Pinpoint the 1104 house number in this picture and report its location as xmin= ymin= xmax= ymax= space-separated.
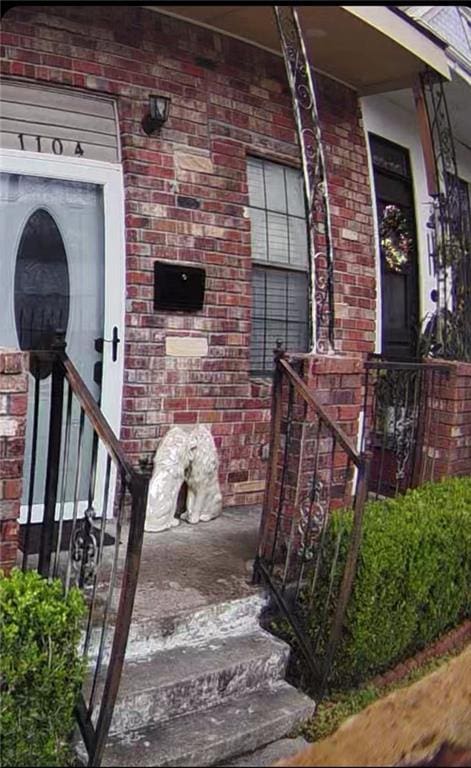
xmin=17 ymin=133 xmax=85 ymax=157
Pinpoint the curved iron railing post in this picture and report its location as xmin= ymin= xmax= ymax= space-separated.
xmin=89 ymin=470 xmax=149 ymax=767
xmin=420 ymin=68 xmax=471 ymax=361
xmin=21 ymin=333 xmax=150 ymax=766
xmin=253 ymin=344 xmax=285 ymax=583
xmin=255 ymin=355 xmax=367 ymax=692
xmin=274 ymin=6 xmax=335 ymax=354
xmin=320 ymin=450 xmax=371 ymax=692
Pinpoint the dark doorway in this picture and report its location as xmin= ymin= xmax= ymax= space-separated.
xmin=369 ymin=134 xmax=420 ymax=359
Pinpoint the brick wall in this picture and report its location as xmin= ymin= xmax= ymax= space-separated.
xmin=1 ymin=5 xmax=377 ymax=507
xmin=0 ymin=350 xmax=29 ymax=573
xmin=421 ymin=360 xmax=471 ymax=481
xmin=258 ymin=353 xmax=364 ymax=561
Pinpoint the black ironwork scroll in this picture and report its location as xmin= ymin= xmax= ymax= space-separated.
xmin=274 ymin=6 xmax=335 ymax=353
xmin=362 ymin=357 xmax=450 ymax=497
xmin=420 ymin=69 xmax=471 ymax=361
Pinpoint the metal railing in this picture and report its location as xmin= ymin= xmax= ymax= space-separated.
xmin=362 ymin=356 xmax=451 ymax=498
xmin=20 ymin=332 xmax=149 ymax=767
xmin=420 ymin=69 xmax=471 ymax=363
xmin=274 ymin=5 xmax=335 ymax=353
xmin=253 ymin=351 xmax=370 ymax=693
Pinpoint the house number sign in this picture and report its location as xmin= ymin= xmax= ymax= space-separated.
xmin=1 ymin=81 xmax=119 ymax=162
xmin=17 ymin=133 xmax=85 ymax=157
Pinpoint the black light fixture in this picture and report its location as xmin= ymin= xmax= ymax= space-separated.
xmin=142 ymin=94 xmax=171 ymax=135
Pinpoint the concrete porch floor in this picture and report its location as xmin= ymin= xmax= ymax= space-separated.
xmin=131 ymin=506 xmax=262 ymax=625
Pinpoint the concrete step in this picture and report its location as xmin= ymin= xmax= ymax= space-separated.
xmin=86 ymin=593 xmax=269 ymax=664
xmin=109 ymin=630 xmax=290 ymax=734
xmin=221 ymin=736 xmax=310 ymax=767
xmin=103 ymin=681 xmax=315 ymax=767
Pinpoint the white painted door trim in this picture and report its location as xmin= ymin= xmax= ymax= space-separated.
xmin=0 ymin=149 xmax=126 ymax=518
xmin=360 ymin=94 xmax=436 ymax=353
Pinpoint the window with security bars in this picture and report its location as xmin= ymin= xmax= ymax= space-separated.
xmin=247 ymin=156 xmax=309 ymax=375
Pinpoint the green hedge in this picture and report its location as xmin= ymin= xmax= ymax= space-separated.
xmin=301 ymin=477 xmax=471 ymax=689
xmin=0 ymin=569 xmax=86 ymax=767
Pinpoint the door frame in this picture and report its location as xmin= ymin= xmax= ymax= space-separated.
xmin=0 ymin=148 xmax=126 ymax=466
xmin=367 ymin=134 xmax=420 ymax=359
xmin=361 ymin=95 xmax=438 ymax=355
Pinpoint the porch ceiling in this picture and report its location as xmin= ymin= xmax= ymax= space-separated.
xmin=386 ymin=73 xmax=471 ymax=150
xmin=147 ymin=5 xmax=450 ymax=93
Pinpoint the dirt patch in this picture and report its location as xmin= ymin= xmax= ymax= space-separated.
xmin=277 ymin=645 xmax=471 ymax=767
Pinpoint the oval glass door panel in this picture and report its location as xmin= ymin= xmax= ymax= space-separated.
xmin=14 ymin=208 xmax=70 ymax=352
xmin=0 ymin=173 xmax=105 ymax=520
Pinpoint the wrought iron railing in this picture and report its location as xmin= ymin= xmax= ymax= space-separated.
xmin=274 ymin=5 xmax=335 ymax=354
xmin=362 ymin=356 xmax=451 ymax=498
xmin=420 ymin=69 xmax=471 ymax=362
xmin=20 ymin=332 xmax=149 ymax=767
xmin=253 ymin=351 xmax=370 ymax=693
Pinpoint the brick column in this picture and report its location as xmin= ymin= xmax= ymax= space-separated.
xmin=261 ymin=354 xmax=364 ymax=562
xmin=0 ymin=350 xmax=29 ymax=573
xmin=421 ymin=359 xmax=471 ymax=481
xmin=302 ymin=355 xmax=364 ymax=443
xmin=294 ymin=354 xmax=364 ymax=509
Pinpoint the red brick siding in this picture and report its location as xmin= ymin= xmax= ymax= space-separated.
xmin=315 ymin=78 xmax=377 ymax=355
xmin=1 ymin=5 xmax=377 ymax=507
xmin=258 ymin=354 xmax=364 ymax=560
xmin=0 ymin=350 xmax=29 ymax=572
xmin=420 ymin=360 xmax=471 ymax=481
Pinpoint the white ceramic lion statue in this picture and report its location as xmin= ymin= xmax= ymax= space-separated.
xmin=182 ymin=425 xmax=223 ymax=525
xmin=144 ymin=426 xmax=191 ymax=533
xmin=144 ymin=425 xmax=222 ymax=533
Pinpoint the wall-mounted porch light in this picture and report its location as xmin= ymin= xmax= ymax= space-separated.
xmin=142 ymin=94 xmax=171 ymax=135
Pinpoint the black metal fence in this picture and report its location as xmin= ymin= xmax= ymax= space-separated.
xmin=253 ymin=352 xmax=370 ymax=693
xmin=20 ymin=333 xmax=149 ymax=767
xmin=362 ymin=357 xmax=451 ymax=498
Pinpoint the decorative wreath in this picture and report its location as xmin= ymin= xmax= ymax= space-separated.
xmin=379 ymin=204 xmax=413 ymax=273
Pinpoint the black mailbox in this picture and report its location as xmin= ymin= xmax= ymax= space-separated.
xmin=154 ymin=261 xmax=205 ymax=312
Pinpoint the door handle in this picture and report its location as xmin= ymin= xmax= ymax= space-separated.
xmin=94 ymin=326 xmax=120 ymax=362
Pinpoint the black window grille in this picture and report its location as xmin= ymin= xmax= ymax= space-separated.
xmin=445 ymin=172 xmax=471 ymax=241
xmin=247 ymin=156 xmax=309 ymax=374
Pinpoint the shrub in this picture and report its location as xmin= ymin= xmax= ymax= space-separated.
xmin=299 ymin=477 xmax=471 ymax=689
xmin=0 ymin=569 xmax=86 ymax=767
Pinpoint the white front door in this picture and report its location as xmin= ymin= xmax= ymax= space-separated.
xmin=0 ymin=150 xmax=125 ymax=522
